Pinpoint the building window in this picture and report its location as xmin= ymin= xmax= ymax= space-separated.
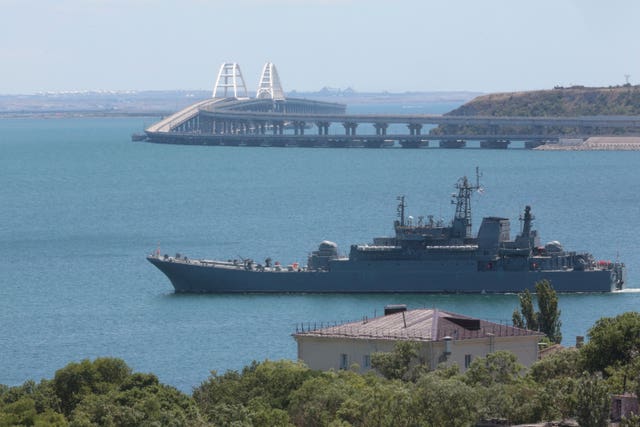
xmin=464 ymin=354 xmax=472 ymax=369
xmin=363 ymin=354 xmax=371 ymax=369
xmin=340 ymin=353 xmax=349 ymax=370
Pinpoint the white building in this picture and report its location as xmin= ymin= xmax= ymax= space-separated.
xmin=293 ymin=306 xmax=543 ymax=373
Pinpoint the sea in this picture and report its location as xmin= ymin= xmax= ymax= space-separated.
xmin=1 ymin=101 xmax=639 ymax=393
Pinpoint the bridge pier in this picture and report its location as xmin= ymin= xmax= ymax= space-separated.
xmin=316 ymin=121 xmax=330 ymax=135
xmin=374 ymin=123 xmax=388 ymax=136
xmin=407 ymin=123 xmax=422 ymax=136
xmin=293 ymin=121 xmax=306 ymax=136
xmin=272 ymin=121 xmax=285 ymax=135
xmin=343 ymin=122 xmax=358 ymax=136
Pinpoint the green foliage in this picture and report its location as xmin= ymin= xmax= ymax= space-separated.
xmin=288 ymin=370 xmax=369 ymax=427
xmin=603 ymin=356 xmax=640 ymax=396
xmin=536 ymin=377 xmax=578 ymax=421
xmin=0 ymin=379 xmax=61 ymax=415
xmin=512 ymin=280 xmax=562 ymax=344
xmin=528 ymin=348 xmax=581 ymax=384
xmin=193 ymin=359 xmax=313 ymax=425
xmin=464 ymin=351 xmax=523 ymax=387
xmin=516 ymin=289 xmax=538 ymax=331
xmin=621 ymin=412 xmax=640 ymax=427
xmin=0 ymin=397 xmax=67 ymax=427
xmin=68 ymin=377 xmax=201 ymax=427
xmin=461 ymin=352 xmax=553 ymax=425
xmin=413 ymin=373 xmax=479 ymax=427
xmin=53 ymin=357 xmax=132 ymax=416
xmin=536 ymin=280 xmax=562 ymax=343
xmin=0 ymin=358 xmax=201 ymax=427
xmin=581 ymin=311 xmax=640 ymax=373
xmin=370 ymin=341 xmax=426 ymax=381
xmin=475 ymin=382 xmax=549 ymax=425
xmin=512 ymin=309 xmax=525 ymax=329
xmin=575 ymin=373 xmax=611 ymax=427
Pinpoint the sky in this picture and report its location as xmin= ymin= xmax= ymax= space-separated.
xmin=1 ymin=0 xmax=639 ymax=94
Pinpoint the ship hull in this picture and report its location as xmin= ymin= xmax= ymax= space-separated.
xmin=147 ymin=256 xmax=620 ymax=293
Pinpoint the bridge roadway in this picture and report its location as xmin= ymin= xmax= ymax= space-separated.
xmin=197 ymin=110 xmax=640 ymax=128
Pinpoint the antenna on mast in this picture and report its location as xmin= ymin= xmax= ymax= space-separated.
xmin=396 ymin=195 xmax=406 ymax=227
xmin=475 ymin=166 xmax=482 ymax=189
xmin=624 ymin=74 xmax=631 ymax=85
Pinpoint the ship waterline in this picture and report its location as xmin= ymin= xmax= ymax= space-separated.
xmin=147 ymin=255 xmax=621 ymax=293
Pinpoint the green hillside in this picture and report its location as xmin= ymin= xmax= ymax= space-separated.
xmin=448 ymin=85 xmax=640 ymax=117
xmin=431 ymin=85 xmax=640 ymax=137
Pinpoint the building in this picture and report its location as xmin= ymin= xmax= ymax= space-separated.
xmin=611 ymin=394 xmax=639 ymax=422
xmin=293 ymin=305 xmax=543 ymax=373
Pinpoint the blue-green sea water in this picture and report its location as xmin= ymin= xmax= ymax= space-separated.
xmin=1 ymin=104 xmax=639 ymax=392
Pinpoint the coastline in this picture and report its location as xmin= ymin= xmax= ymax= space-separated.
xmin=535 ymin=137 xmax=640 ymax=151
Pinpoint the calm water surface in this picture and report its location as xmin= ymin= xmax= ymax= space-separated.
xmin=1 ymin=106 xmax=639 ymax=391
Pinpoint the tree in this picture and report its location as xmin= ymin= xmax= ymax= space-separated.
xmin=370 ymin=341 xmax=426 ymax=381
xmin=536 ymin=280 xmax=562 ymax=343
xmin=53 ymin=358 xmax=131 ymax=416
xmin=581 ymin=311 xmax=640 ymax=374
xmin=69 ymin=378 xmax=202 ymax=427
xmin=575 ymin=373 xmax=611 ymax=427
xmin=413 ymin=374 xmax=480 ymax=427
xmin=512 ymin=280 xmax=562 ymax=344
xmin=193 ymin=360 xmax=313 ymax=425
xmin=513 ymin=289 xmax=538 ymax=331
xmin=464 ymin=351 xmax=523 ymax=388
xmin=288 ymin=370 xmax=369 ymax=427
xmin=527 ymin=348 xmax=581 ymax=384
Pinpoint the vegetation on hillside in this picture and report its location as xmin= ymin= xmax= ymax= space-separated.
xmin=431 ymin=85 xmax=640 ymax=136
xmin=2 ymin=311 xmax=640 ymax=426
xmin=449 ymin=86 xmax=640 ymax=117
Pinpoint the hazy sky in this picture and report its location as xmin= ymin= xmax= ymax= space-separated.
xmin=1 ymin=0 xmax=638 ymax=94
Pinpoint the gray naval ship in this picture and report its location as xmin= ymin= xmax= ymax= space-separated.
xmin=148 ymin=170 xmax=626 ymax=293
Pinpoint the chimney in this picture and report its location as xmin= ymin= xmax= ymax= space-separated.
xmin=576 ymin=336 xmax=584 ymax=348
xmin=384 ymin=304 xmax=407 ymax=316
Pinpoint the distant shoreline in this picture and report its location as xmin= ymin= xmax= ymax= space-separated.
xmin=0 ymin=89 xmax=478 ymax=120
xmin=0 ymin=111 xmax=167 ymax=119
xmin=0 ymin=111 xmax=165 ymax=119
xmin=535 ymin=137 xmax=640 ymax=151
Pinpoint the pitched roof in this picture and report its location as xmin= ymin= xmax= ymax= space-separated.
xmin=294 ymin=308 xmax=542 ymax=342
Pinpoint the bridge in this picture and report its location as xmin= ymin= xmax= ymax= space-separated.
xmin=144 ymin=63 xmax=640 ymax=149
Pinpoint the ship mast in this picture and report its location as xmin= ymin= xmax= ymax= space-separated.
xmin=396 ymin=195 xmax=406 ymax=227
xmin=451 ymin=167 xmax=481 ymax=238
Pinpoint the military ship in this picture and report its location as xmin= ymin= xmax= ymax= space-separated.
xmin=147 ymin=170 xmax=625 ymax=293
